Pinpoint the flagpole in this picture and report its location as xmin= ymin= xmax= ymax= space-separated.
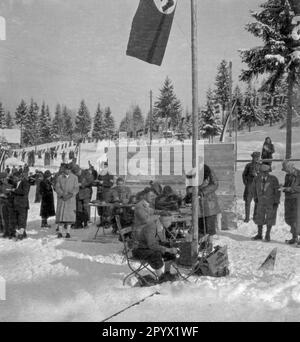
xmin=191 ymin=0 xmax=199 ymax=257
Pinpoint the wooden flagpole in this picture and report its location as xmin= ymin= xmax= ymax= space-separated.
xmin=191 ymin=0 xmax=199 ymax=257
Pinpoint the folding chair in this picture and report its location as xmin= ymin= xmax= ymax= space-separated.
xmin=115 ymin=215 xmax=158 ymax=286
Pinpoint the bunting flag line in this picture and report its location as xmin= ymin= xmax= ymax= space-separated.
xmin=126 ymin=0 xmax=177 ymax=66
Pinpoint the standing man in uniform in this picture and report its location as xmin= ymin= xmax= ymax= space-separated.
xmin=251 ymin=164 xmax=280 ymax=242
xmin=282 ymin=161 xmax=300 ymax=246
xmin=242 ymin=152 xmax=261 ymax=223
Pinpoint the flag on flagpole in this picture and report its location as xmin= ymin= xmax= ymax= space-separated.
xmin=126 ymin=0 xmax=177 ymax=66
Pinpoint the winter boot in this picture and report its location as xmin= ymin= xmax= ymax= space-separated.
xmin=285 ymin=236 xmax=297 ymax=245
xmin=57 ymin=232 xmax=63 ymax=238
xmin=264 ymin=226 xmax=272 ymax=242
xmin=251 ymin=226 xmax=263 ymax=241
xmin=65 ymin=233 xmax=71 ymax=239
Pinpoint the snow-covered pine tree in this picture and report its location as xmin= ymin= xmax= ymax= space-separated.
xmin=199 ymin=89 xmax=223 ymax=142
xmin=15 ymin=99 xmax=27 ymax=146
xmin=75 ymin=100 xmax=91 ymax=139
xmin=119 ymin=112 xmax=131 ymax=134
xmin=38 ymin=102 xmax=52 ymax=144
xmin=51 ymin=104 xmax=63 ymax=141
xmin=5 ymin=111 xmax=14 ymax=129
xmin=103 ymin=107 xmax=115 ymax=139
xmin=154 ymin=77 xmax=182 ymax=132
xmin=23 ymin=98 xmax=39 ymax=146
xmin=62 ymin=105 xmax=74 ymax=141
xmin=240 ymin=84 xmax=263 ymax=132
xmin=240 ymin=0 xmax=300 ymax=158
xmin=92 ymin=104 xmax=106 ymax=140
xmin=214 ymin=60 xmax=230 ymax=124
xmin=0 ymin=102 xmax=6 ymax=129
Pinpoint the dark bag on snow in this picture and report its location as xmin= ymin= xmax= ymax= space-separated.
xmin=194 ymin=245 xmax=229 ymax=277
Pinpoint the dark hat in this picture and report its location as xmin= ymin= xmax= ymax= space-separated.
xmin=44 ymin=170 xmax=52 ymax=178
xmin=251 ymin=152 xmax=261 ymax=158
xmin=116 ymin=177 xmax=124 ymax=183
xmin=260 ymin=164 xmax=271 ymax=172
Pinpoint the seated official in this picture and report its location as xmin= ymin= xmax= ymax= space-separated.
xmin=155 ymin=185 xmax=182 ymax=211
xmin=133 ymin=188 xmax=158 ymax=241
xmin=111 ymin=177 xmax=133 ymax=232
xmin=132 ymin=211 xmax=178 ymax=282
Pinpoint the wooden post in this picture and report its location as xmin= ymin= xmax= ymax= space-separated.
xmin=191 ymin=0 xmax=199 ymax=255
xmin=150 ymin=90 xmax=153 ymax=144
xmin=228 ymin=61 xmax=233 ymax=138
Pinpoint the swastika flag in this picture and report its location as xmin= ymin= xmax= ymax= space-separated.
xmin=126 ymin=0 xmax=177 ymax=66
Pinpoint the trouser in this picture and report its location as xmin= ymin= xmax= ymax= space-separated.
xmin=35 ymin=183 xmax=41 ymax=203
xmin=132 ymin=248 xmax=176 ymax=270
xmin=75 ymin=198 xmax=90 ymax=227
xmin=245 ymin=197 xmax=254 ymax=221
xmin=14 ymin=207 xmax=28 ymax=230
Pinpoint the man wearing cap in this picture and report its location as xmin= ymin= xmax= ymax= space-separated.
xmin=251 ymin=164 xmax=280 ymax=242
xmin=132 ymin=211 xmax=179 ymax=283
xmin=242 ymin=152 xmax=261 ymax=222
xmin=55 ymin=163 xmax=79 ymax=238
xmin=282 ymin=161 xmax=300 ymax=246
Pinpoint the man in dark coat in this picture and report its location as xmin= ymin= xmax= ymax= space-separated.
xmin=12 ymin=172 xmax=31 ymax=240
xmin=39 ymin=170 xmax=55 ymax=228
xmin=0 ymin=172 xmax=12 ymax=237
xmin=282 ymin=161 xmax=300 ymax=246
xmin=252 ymin=164 xmax=280 ymax=242
xmin=242 ymin=152 xmax=261 ymax=222
xmin=34 ymin=169 xmax=43 ymax=203
xmin=73 ymin=165 xmax=94 ymax=228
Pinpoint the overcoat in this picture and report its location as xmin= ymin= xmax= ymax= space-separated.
xmin=55 ymin=173 xmax=79 ymax=223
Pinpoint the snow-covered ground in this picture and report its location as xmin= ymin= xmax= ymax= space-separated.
xmin=1 ymin=124 xmax=300 ymax=322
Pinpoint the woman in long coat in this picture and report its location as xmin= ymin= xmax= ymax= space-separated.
xmin=39 ymin=170 xmax=55 ymax=228
xmin=198 ymin=164 xmax=221 ymax=239
xmin=261 ymin=137 xmax=275 ymax=165
xmin=55 ymin=164 xmax=79 ymax=238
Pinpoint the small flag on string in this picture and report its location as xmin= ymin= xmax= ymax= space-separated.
xmin=126 ymin=0 xmax=177 ymax=66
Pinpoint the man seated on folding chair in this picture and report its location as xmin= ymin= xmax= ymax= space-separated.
xmin=132 ymin=211 xmax=179 ymax=282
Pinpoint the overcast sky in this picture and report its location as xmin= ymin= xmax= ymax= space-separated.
xmin=0 ymin=0 xmax=261 ymax=124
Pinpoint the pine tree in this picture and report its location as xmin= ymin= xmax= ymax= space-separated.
xmin=75 ymin=100 xmax=91 ymax=138
xmin=38 ymin=102 xmax=52 ymax=144
xmin=240 ymin=0 xmax=300 ymax=158
xmin=132 ymin=105 xmax=144 ymax=137
xmin=92 ymin=104 xmax=106 ymax=140
xmin=103 ymin=107 xmax=115 ymax=139
xmin=23 ymin=98 xmax=39 ymax=146
xmin=200 ymin=89 xmax=223 ymax=142
xmin=240 ymin=84 xmax=263 ymax=132
xmin=15 ymin=99 xmax=27 ymax=146
xmin=119 ymin=112 xmax=131 ymax=133
xmin=51 ymin=104 xmax=63 ymax=141
xmin=214 ymin=60 xmax=230 ymax=124
xmin=154 ymin=77 xmax=182 ymax=132
xmin=0 ymin=103 xmax=6 ymax=129
xmin=62 ymin=105 xmax=74 ymax=140
xmin=5 ymin=111 xmax=14 ymax=128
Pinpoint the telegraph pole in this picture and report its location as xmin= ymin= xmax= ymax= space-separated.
xmin=191 ymin=0 xmax=199 ymax=257
xmin=150 ymin=90 xmax=153 ymax=144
